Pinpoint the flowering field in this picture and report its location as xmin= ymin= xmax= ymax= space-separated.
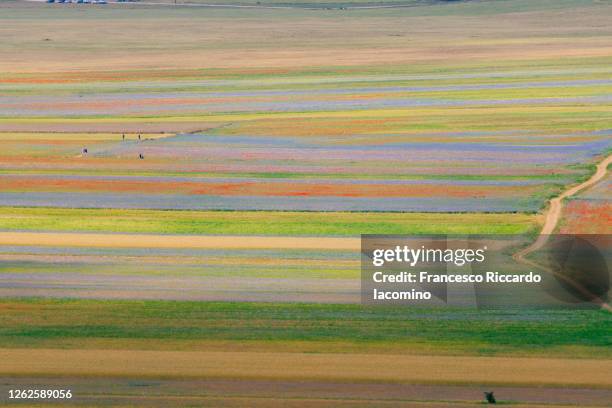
xmin=561 ymin=172 xmax=611 ymax=233
xmin=1 ymin=0 xmax=611 ymax=293
xmin=0 ymin=1 xmax=611 ymax=405
xmin=2 ymin=73 xmax=610 ymax=212
xmin=3 ymin=1 xmax=612 ymax=214
xmin=1 ymin=0 xmax=611 ymax=299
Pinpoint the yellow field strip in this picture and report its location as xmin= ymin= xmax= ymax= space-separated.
xmin=2 ymin=105 xmax=611 ymax=125
xmin=0 ymin=231 xmax=360 ymax=250
xmin=1 ymin=349 xmax=610 ymax=388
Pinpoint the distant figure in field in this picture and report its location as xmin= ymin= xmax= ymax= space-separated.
xmin=138 ymin=134 xmax=141 ymax=141
xmin=82 ymin=147 xmax=88 ymax=155
xmin=484 ymin=392 xmax=496 ymax=404
xmin=122 ymin=134 xmax=125 ymax=140
xmin=139 ymin=153 xmax=144 ymax=160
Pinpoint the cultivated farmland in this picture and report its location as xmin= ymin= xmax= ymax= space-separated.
xmin=0 ymin=0 xmax=611 ymax=406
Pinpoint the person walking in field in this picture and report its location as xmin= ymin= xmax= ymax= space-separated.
xmin=122 ymin=134 xmax=125 ymax=140
xmin=139 ymin=153 xmax=144 ymax=159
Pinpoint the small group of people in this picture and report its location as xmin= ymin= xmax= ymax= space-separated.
xmin=81 ymin=132 xmax=145 ymax=159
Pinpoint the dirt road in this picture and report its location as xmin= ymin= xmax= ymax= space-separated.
xmin=513 ymin=153 xmax=611 ymax=311
xmin=515 ymin=153 xmax=611 ymax=260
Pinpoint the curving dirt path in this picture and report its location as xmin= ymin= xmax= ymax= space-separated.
xmin=515 ymin=154 xmax=611 ymax=261
xmin=513 ymin=153 xmax=612 ymax=311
